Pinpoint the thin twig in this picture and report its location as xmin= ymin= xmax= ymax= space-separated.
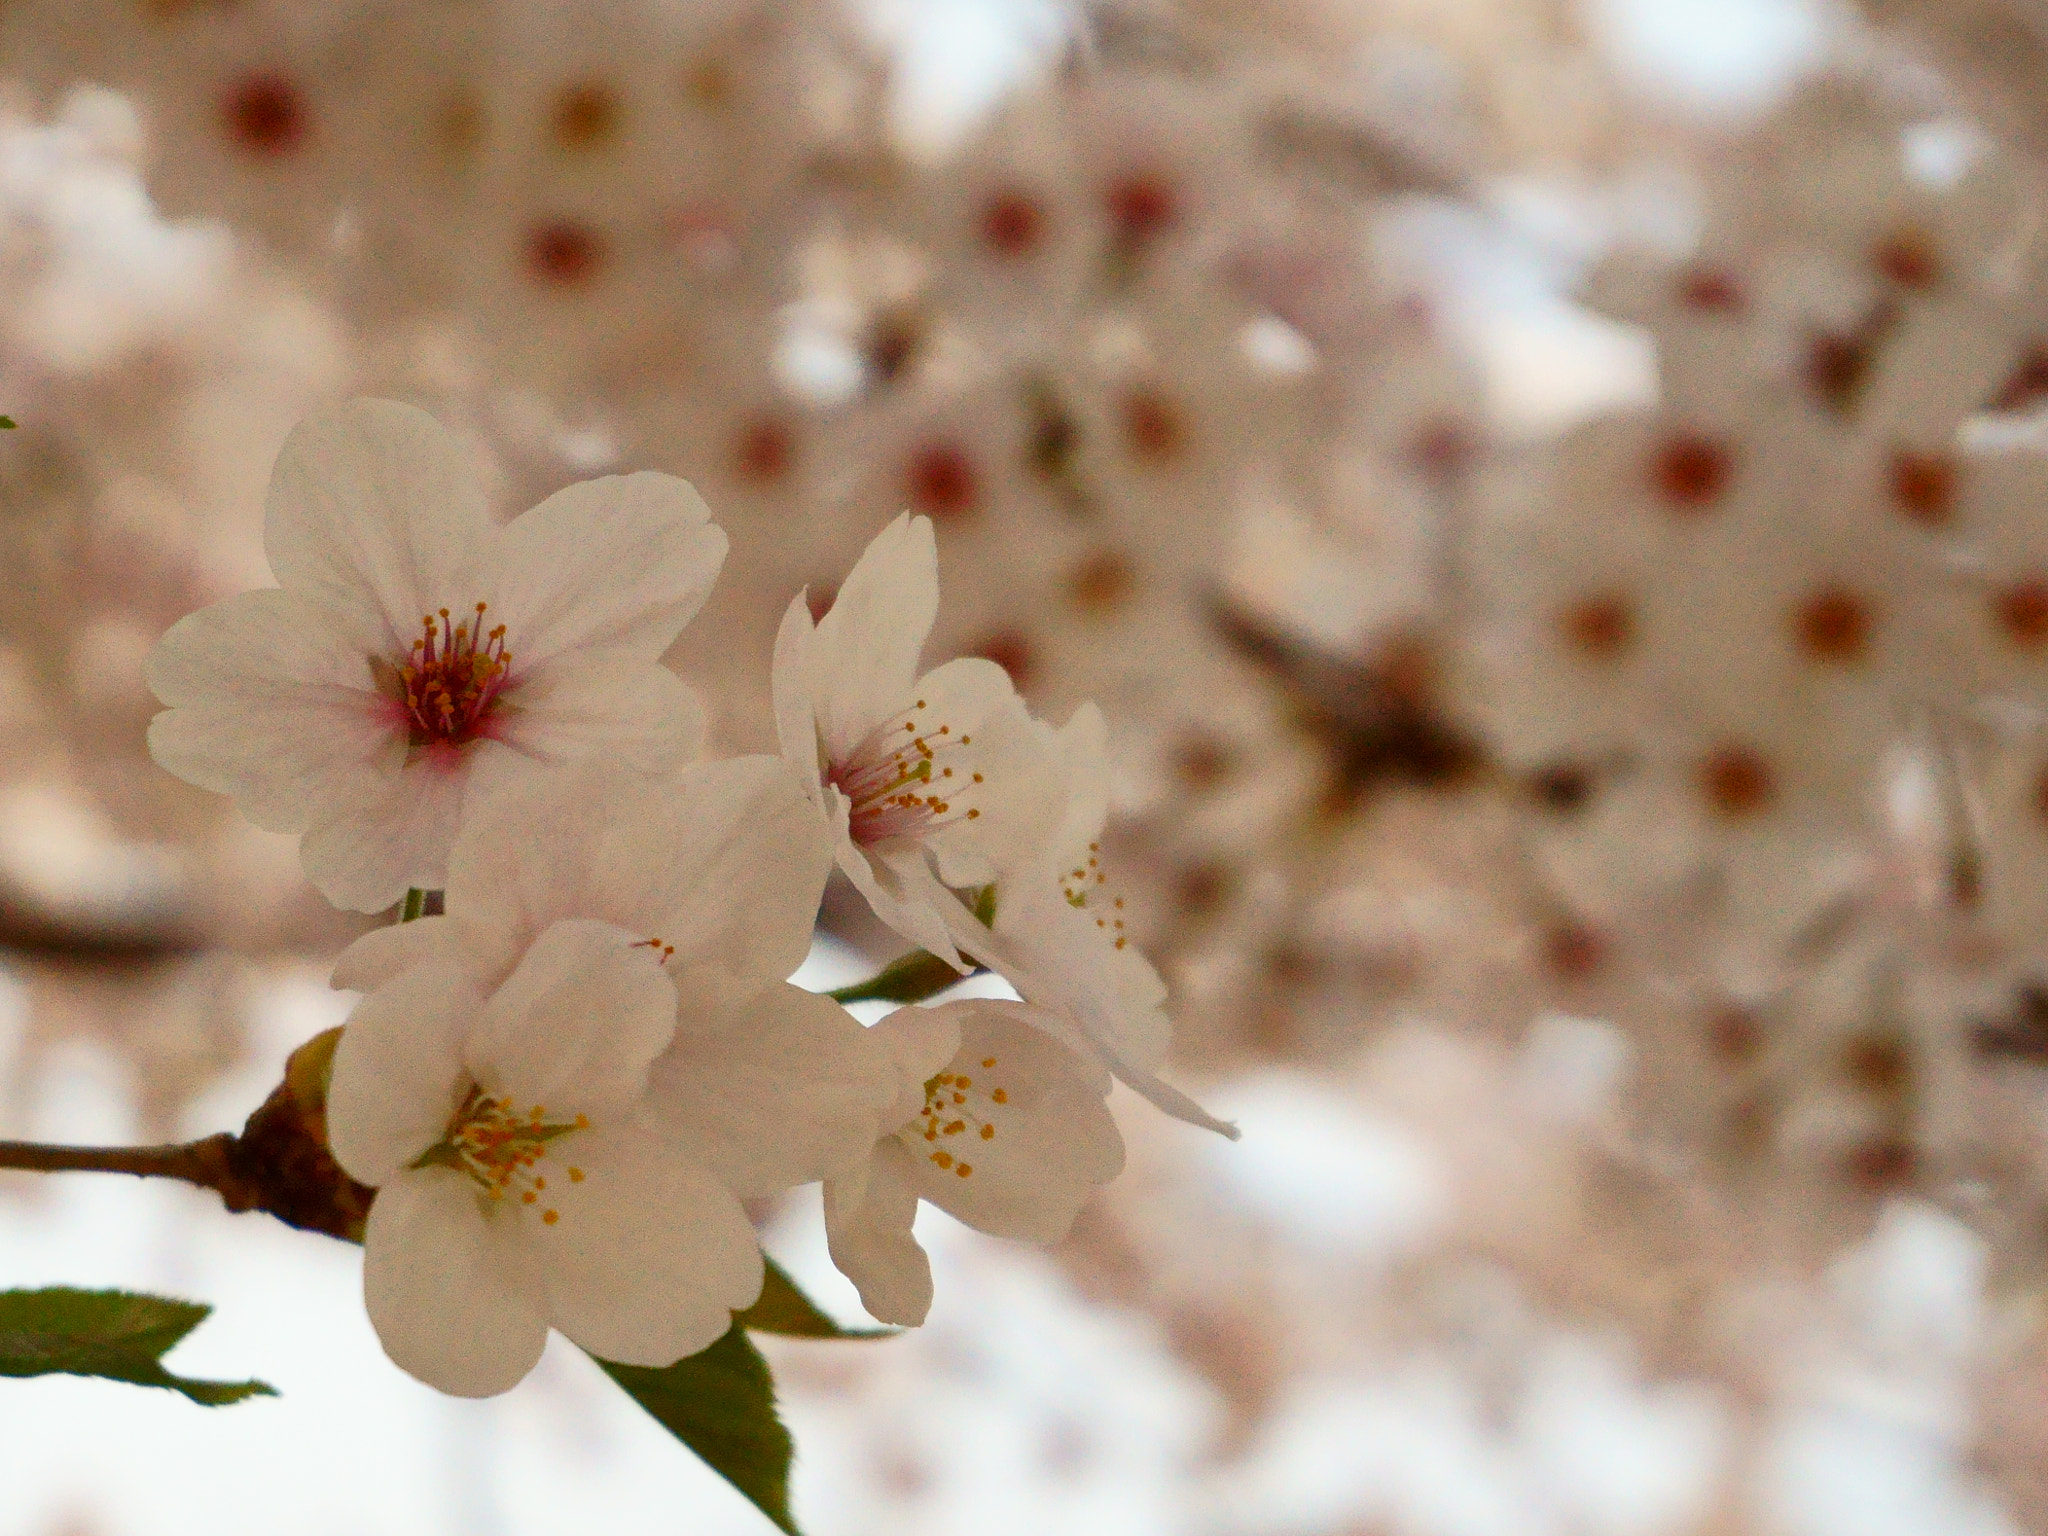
xmin=0 ymin=1133 xmax=252 ymax=1207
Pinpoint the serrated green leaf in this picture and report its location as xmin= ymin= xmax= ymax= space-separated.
xmin=598 ymin=1327 xmax=796 ymax=1533
xmin=737 ymin=1258 xmax=892 ymax=1339
xmin=0 ymin=1287 xmax=274 ymax=1406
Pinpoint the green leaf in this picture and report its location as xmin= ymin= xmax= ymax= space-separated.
xmin=737 ymin=1258 xmax=892 ymax=1339
xmin=0 ymin=1287 xmax=274 ymax=1406
xmin=825 ymin=948 xmax=973 ymax=1005
xmin=599 ymin=1327 xmax=796 ymax=1534
xmin=0 ymin=415 xmax=15 ymax=429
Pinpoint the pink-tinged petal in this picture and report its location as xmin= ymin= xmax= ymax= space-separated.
xmin=263 ymin=400 xmax=490 ymax=655
xmin=144 ymin=589 xmax=402 ymax=834
xmin=491 ymin=650 xmax=704 ymax=774
xmin=483 ymin=472 xmax=727 ymax=664
xmin=148 ymin=704 xmax=396 ymax=837
xmin=331 ymin=915 xmax=451 ymax=994
xmin=145 ymin=588 xmax=375 ymax=705
xmin=772 ymin=596 xmax=828 ymax=812
xmin=531 ymin=1124 xmax=763 ymax=1367
xmin=328 ymin=962 xmax=480 ymax=1187
xmin=467 ymin=919 xmax=677 ymax=1119
xmin=364 ymin=1168 xmax=549 ymax=1397
xmin=896 ymin=1002 xmax=1123 ymax=1244
xmin=810 ymin=514 xmax=938 ymax=761
xmin=647 ymin=970 xmax=904 ymax=1198
xmin=299 ymin=753 xmax=473 ymax=913
xmin=824 ymin=1140 xmax=932 ymax=1326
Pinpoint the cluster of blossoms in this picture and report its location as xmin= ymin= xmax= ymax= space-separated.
xmin=23 ymin=0 xmax=2048 ymax=1525
xmin=145 ymin=397 xmax=1228 ymax=1392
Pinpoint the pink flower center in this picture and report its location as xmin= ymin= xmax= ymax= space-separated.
xmin=829 ymin=699 xmax=985 ymax=846
xmin=398 ymin=604 xmax=512 ymax=748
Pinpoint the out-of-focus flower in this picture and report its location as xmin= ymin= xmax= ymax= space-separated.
xmin=144 ymin=398 xmax=726 ymax=911
xmin=328 ymin=754 xmax=897 ymax=1394
xmin=773 ymin=512 xmax=1064 ymax=966
xmin=823 ymin=998 xmax=1125 ymax=1324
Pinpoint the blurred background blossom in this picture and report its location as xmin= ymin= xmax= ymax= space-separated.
xmin=6 ymin=0 xmax=2048 ymax=1530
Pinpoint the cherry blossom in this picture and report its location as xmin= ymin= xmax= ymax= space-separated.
xmin=773 ymin=512 xmax=1064 ymax=968
xmin=326 ymin=754 xmax=899 ymax=1395
xmin=992 ymin=703 xmax=1239 ymax=1137
xmin=146 ymin=398 xmax=727 ymax=911
xmin=822 ymin=999 xmax=1124 ymax=1326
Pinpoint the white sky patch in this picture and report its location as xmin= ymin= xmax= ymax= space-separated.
xmin=1202 ymin=1070 xmax=1449 ymax=1263
xmin=1580 ymin=0 xmax=1832 ymax=118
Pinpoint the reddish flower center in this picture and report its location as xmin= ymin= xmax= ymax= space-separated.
xmin=829 ymin=701 xmax=983 ymax=846
xmin=396 ymin=604 xmax=513 ymax=749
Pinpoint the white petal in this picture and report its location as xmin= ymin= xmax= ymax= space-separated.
xmin=145 ymin=587 xmax=376 ymax=704
xmin=840 ymin=831 xmax=967 ymax=971
xmin=912 ymin=658 xmax=1066 ymax=888
xmin=810 ymin=514 xmax=938 ymax=761
xmin=531 ymin=1125 xmax=763 ymax=1367
xmin=647 ymin=971 xmax=903 ymax=1198
xmin=263 ymin=400 xmax=489 ymax=655
xmin=898 ymin=1002 xmax=1123 ymax=1244
xmin=772 ymin=596 xmax=828 ymax=813
xmin=824 ymin=1140 xmax=932 ymax=1326
xmin=144 ymin=589 xmax=400 ymax=834
xmin=866 ymin=1004 xmax=967 ymax=1132
xmin=468 ymin=919 xmax=677 ymax=1119
xmin=327 ymin=962 xmax=479 ymax=1187
xmin=299 ymin=754 xmax=472 ymax=913
xmin=491 ymin=650 xmax=704 ymax=774
xmin=364 ymin=1168 xmax=549 ymax=1397
xmin=331 ymin=915 xmax=451 ymax=994
xmin=445 ymin=755 xmax=830 ymax=990
xmin=630 ymin=756 xmax=833 ymax=979
xmin=483 ymin=472 xmax=727 ymax=664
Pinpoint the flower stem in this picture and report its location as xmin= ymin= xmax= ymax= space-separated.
xmin=399 ymin=887 xmax=427 ymax=923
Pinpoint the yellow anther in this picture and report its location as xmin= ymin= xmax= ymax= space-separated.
xmin=991 ymin=1089 xmax=1007 ymax=1103
xmin=568 ymin=1167 xmax=584 ymax=1182
xmin=955 ymin=1163 xmax=973 ymax=1178
xmin=543 ymin=1209 xmax=559 ymax=1225
xmin=981 ymin=1058 xmax=996 ymax=1068
xmin=933 ymin=1151 xmax=953 ymax=1169
xmin=980 ymin=1124 xmax=995 ymax=1140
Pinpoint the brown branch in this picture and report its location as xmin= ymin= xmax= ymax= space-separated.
xmin=0 ymin=1134 xmax=238 ymax=1189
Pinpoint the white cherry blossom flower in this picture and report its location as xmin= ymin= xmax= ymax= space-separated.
xmin=993 ymin=704 xmax=1239 ymax=1138
xmin=822 ymin=998 xmax=1125 ymax=1326
xmin=146 ymin=397 xmax=727 ymax=912
xmin=327 ymin=753 xmax=899 ymax=1396
xmin=772 ymin=512 xmax=1063 ymax=967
